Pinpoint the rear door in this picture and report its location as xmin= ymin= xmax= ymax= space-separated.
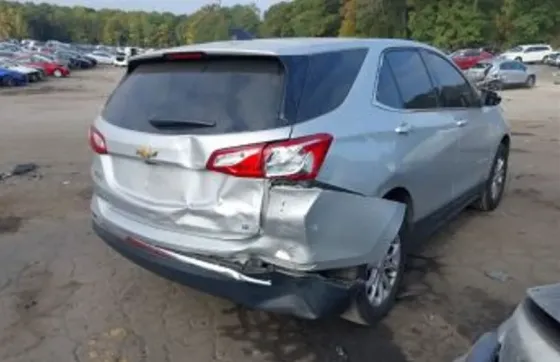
xmin=93 ymin=55 xmax=291 ymax=240
xmin=498 ymin=62 xmax=517 ymax=85
xmin=523 ymin=47 xmax=541 ymax=62
xmin=508 ymin=61 xmax=529 ymax=84
xmin=375 ymin=49 xmax=458 ymax=219
xmin=421 ymin=50 xmax=493 ymax=198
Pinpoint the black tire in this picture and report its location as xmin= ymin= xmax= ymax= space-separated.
xmin=515 ymin=57 xmax=523 ymax=62
xmin=340 ymin=233 xmax=406 ymax=326
xmin=525 ymin=75 xmax=536 ymax=88
xmin=4 ymin=77 xmax=16 ymax=87
xmin=472 ymin=143 xmax=509 ymax=212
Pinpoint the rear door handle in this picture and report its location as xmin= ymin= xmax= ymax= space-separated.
xmin=395 ymin=123 xmax=412 ymax=134
xmin=456 ymin=119 xmax=468 ymax=127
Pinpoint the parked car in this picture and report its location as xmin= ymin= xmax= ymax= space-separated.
xmin=0 ymin=58 xmax=43 ymax=82
xmin=113 ymin=51 xmax=128 ymax=67
xmin=16 ymin=54 xmax=70 ymax=78
xmin=0 ymin=67 xmax=28 ymax=87
xmin=464 ymin=59 xmax=536 ymax=89
xmin=82 ymin=54 xmax=98 ymax=67
xmin=38 ymin=51 xmax=73 ymax=69
xmin=451 ymin=48 xmax=494 ymax=70
xmin=455 ymin=283 xmax=560 ymax=362
xmin=62 ymin=50 xmax=97 ymax=68
xmin=477 ymin=46 xmax=500 ymax=55
xmin=543 ymin=51 xmax=560 ymax=65
xmin=87 ymin=51 xmax=116 ymax=65
xmin=89 ymin=38 xmax=510 ymax=326
xmin=500 ymin=44 xmax=554 ymax=63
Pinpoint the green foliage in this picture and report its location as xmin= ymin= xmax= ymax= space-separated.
xmin=339 ymin=0 xmax=357 ymax=37
xmin=0 ymin=0 xmax=558 ymax=50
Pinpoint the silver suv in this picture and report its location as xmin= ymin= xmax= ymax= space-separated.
xmin=90 ymin=38 xmax=510 ymax=326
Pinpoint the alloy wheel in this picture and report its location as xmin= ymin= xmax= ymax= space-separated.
xmin=365 ymin=236 xmax=402 ymax=307
xmin=491 ymin=156 xmax=506 ymax=201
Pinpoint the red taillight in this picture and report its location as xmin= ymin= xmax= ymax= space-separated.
xmin=164 ymin=52 xmax=205 ymax=61
xmin=206 ymin=134 xmax=333 ymax=181
xmin=88 ymin=126 xmax=107 ymax=154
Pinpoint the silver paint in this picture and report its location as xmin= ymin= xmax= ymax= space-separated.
xmin=92 ymin=37 xmax=510 ymax=277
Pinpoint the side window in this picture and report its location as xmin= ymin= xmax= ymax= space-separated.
xmin=296 ymin=48 xmax=368 ymax=121
xmin=375 ymin=58 xmax=404 ymax=109
xmin=382 ymin=49 xmax=438 ymax=109
xmin=500 ymin=62 xmax=512 ymax=70
xmin=421 ymin=50 xmax=480 ymax=108
xmin=512 ymin=62 xmax=526 ymax=71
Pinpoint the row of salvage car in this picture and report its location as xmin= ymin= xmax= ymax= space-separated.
xmin=449 ymin=46 xmax=548 ymax=91
xmin=0 ymin=41 xmax=98 ymax=88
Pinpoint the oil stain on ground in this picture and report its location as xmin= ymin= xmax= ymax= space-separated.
xmin=219 ymin=307 xmax=410 ymax=362
xmin=0 ymin=216 xmax=23 ymax=234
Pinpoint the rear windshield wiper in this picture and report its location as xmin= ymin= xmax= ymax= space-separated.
xmin=149 ymin=119 xmax=217 ymax=129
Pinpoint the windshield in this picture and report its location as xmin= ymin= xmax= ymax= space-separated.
xmin=508 ymin=46 xmax=523 ymax=52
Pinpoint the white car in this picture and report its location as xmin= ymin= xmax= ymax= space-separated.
xmin=113 ymin=52 xmax=128 ymax=67
xmin=87 ymin=51 xmax=116 ymax=65
xmin=0 ymin=59 xmax=43 ymax=82
xmin=500 ymin=44 xmax=553 ymax=63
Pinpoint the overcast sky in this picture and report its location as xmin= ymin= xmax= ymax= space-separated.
xmin=14 ymin=0 xmax=285 ymax=14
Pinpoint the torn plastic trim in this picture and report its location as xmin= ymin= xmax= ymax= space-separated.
xmin=94 ymin=221 xmax=359 ymax=319
xmin=123 ymin=236 xmax=272 ymax=286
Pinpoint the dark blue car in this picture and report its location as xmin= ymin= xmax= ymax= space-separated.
xmin=0 ymin=67 xmax=28 ymax=87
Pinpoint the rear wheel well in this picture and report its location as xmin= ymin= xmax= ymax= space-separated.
xmin=383 ymin=187 xmax=413 ymax=225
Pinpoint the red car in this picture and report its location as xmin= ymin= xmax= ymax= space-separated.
xmin=15 ymin=54 xmax=70 ymax=78
xmin=451 ymin=49 xmax=494 ymax=70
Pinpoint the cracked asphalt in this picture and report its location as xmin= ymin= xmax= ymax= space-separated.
xmin=0 ymin=66 xmax=559 ymax=362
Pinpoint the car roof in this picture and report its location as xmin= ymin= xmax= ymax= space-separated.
xmin=132 ymin=37 xmax=442 ymax=61
xmin=483 ymin=57 xmax=524 ymax=66
xmin=518 ymin=44 xmax=551 ymax=48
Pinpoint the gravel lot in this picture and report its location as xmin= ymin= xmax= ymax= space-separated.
xmin=0 ymin=66 xmax=559 ymax=362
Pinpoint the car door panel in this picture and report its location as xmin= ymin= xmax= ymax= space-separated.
xmin=421 ymin=49 xmax=492 ymax=199
xmin=373 ymin=49 xmax=457 ymax=221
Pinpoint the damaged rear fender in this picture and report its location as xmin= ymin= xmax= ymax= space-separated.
xmin=258 ymin=186 xmax=406 ymax=271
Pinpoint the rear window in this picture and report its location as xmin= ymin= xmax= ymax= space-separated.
xmin=103 ymin=49 xmax=367 ymax=135
xmin=102 ymin=57 xmax=286 ymax=135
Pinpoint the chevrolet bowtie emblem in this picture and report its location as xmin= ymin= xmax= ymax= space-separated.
xmin=136 ymin=146 xmax=158 ymax=160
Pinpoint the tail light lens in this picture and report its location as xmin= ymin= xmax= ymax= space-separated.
xmin=206 ymin=134 xmax=333 ymax=181
xmin=88 ymin=126 xmax=108 ymax=154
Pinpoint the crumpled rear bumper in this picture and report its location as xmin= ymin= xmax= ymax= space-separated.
xmin=92 ymin=185 xmax=406 ymax=272
xmin=94 ymin=221 xmax=359 ymax=319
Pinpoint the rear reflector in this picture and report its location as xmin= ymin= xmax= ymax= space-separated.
xmin=88 ymin=126 xmax=108 ymax=154
xmin=164 ymin=52 xmax=205 ymax=61
xmin=206 ymin=134 xmax=333 ymax=181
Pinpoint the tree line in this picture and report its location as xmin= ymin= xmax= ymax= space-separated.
xmin=1 ymin=0 xmax=559 ymax=50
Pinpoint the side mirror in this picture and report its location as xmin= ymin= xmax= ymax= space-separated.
xmin=482 ymin=89 xmax=502 ymax=106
